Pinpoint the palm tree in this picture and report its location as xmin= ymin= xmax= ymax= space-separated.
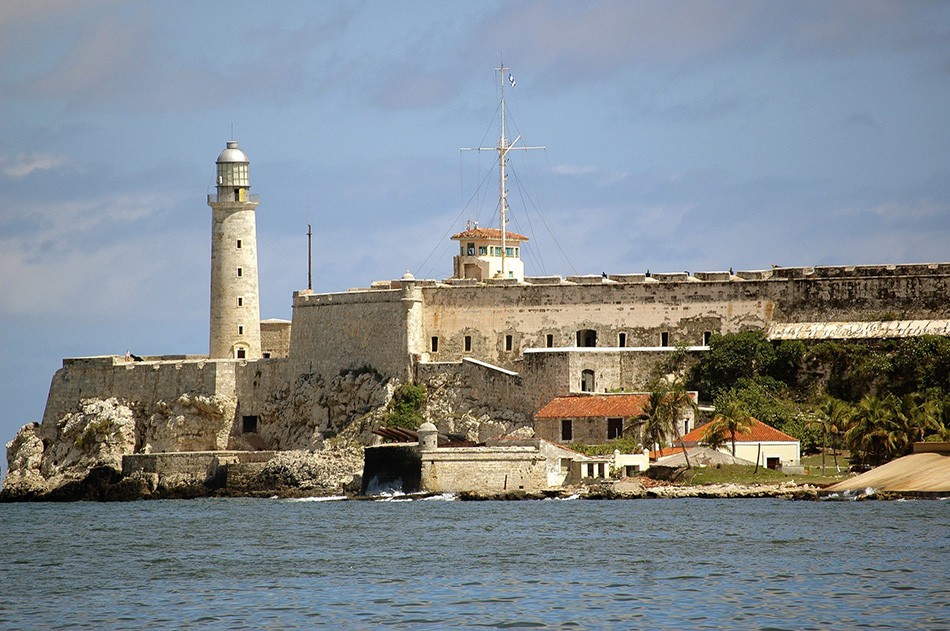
xmin=811 ymin=397 xmax=853 ymax=474
xmin=893 ymin=393 xmax=941 ymax=454
xmin=703 ymin=397 xmax=754 ymax=458
xmin=846 ymin=394 xmax=900 ymax=467
xmin=635 ymin=390 xmax=670 ymax=460
xmin=660 ymin=380 xmax=698 ymax=469
xmin=631 ymin=382 xmax=696 ymax=469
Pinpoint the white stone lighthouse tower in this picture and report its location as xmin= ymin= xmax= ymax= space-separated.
xmin=208 ymin=140 xmax=262 ymax=359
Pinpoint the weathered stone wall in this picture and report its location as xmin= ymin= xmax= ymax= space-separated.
xmin=420 ymin=447 xmax=549 ymax=493
xmin=289 ymin=286 xmax=420 ymax=382
xmin=229 ymin=361 xmax=394 ymax=451
xmin=260 ymin=320 xmax=291 ymax=358
xmin=42 ymin=356 xmax=236 ymax=426
xmin=416 ymin=267 xmax=950 ymax=370
xmin=417 ymin=360 xmax=532 ymax=440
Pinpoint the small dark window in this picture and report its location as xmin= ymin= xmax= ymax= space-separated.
xmin=262 ymin=352 xmax=271 ymax=359
xmin=618 ymin=332 xmax=627 ymax=347
xmin=242 ymin=415 xmax=258 ymax=433
xmin=238 ymin=325 xmax=244 ymax=335
xmin=561 ymin=419 xmax=573 ymax=442
xmin=581 ymin=369 xmax=595 ymax=392
xmin=236 ymin=239 xmax=242 ymax=249
xmin=466 ymin=242 xmax=475 ymax=256
xmin=607 ymin=418 xmax=623 ymax=439
xmin=236 ymin=348 xmax=246 ymax=359
xmin=237 ymin=267 xmax=243 ymax=277
xmin=237 ymin=297 xmax=244 ymax=306
xmin=546 ymin=334 xmax=554 ymax=348
xmin=661 ymin=331 xmax=669 ymax=347
xmin=431 ymin=336 xmax=439 ymax=352
xmin=464 ymin=335 xmax=472 ymax=352
xmin=505 ymin=335 xmax=513 ymax=351
xmin=703 ymin=331 xmax=712 ymax=346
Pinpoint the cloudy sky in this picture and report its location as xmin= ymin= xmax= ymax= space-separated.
xmin=2 ymin=1 xmax=949 ymax=453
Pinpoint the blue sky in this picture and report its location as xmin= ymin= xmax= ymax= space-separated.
xmin=2 ymin=1 xmax=949 ymax=454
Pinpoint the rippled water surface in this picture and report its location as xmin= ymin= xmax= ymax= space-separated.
xmin=1 ymin=497 xmax=948 ymax=629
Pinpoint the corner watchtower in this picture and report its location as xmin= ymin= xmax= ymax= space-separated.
xmin=208 ymin=140 xmax=262 ymax=359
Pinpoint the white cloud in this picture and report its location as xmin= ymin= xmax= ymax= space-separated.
xmin=552 ymin=164 xmax=596 ymax=176
xmin=0 ymin=152 xmax=69 ymax=178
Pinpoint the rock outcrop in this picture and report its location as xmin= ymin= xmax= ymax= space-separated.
xmin=422 ymin=371 xmax=533 ymax=441
xmin=2 ymin=394 xmax=236 ymax=500
xmin=257 ymin=370 xmax=395 ymax=450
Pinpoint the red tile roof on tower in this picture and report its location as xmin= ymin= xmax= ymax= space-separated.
xmin=534 ymin=394 xmax=651 ymax=419
xmin=678 ymin=418 xmax=798 ymax=446
xmin=451 ymin=227 xmax=529 ymax=242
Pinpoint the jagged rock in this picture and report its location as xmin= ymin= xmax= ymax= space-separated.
xmin=2 ymin=394 xmax=233 ymax=500
xmin=251 ymin=444 xmax=364 ymax=494
xmin=140 ymin=394 xmax=235 ymax=453
xmin=258 ymin=370 xmax=394 ymax=450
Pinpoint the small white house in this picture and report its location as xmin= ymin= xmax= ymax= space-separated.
xmin=678 ymin=418 xmax=801 ymax=469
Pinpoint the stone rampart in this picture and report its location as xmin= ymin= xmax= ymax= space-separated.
xmin=420 ymin=446 xmax=549 ymax=493
xmin=414 ymin=267 xmax=949 ymax=369
xmin=289 ymin=287 xmax=419 ymax=381
xmin=122 ymin=450 xmax=275 ymax=477
xmin=42 ymin=356 xmax=238 ymax=426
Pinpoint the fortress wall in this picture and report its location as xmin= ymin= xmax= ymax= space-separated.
xmin=421 ymin=447 xmax=549 ymax=493
xmin=421 ymin=282 xmax=763 ymax=369
xmin=565 ymin=348 xmax=704 ymax=394
xmin=232 ymin=358 xmax=291 ymax=420
xmin=419 ymin=272 xmax=950 ymax=369
xmin=417 ymin=359 xmax=532 ymax=418
xmin=260 ymin=321 xmax=291 ymax=358
xmin=42 ymin=357 xmax=237 ymax=425
xmin=771 ymin=274 xmax=950 ymax=322
xmin=289 ymin=288 xmax=417 ymax=381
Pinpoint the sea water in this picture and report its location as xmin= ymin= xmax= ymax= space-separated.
xmin=1 ymin=497 xmax=947 ymax=629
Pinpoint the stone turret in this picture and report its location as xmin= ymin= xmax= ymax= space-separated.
xmin=208 ymin=140 xmax=262 ymax=359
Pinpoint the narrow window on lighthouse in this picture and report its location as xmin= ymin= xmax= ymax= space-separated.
xmin=237 ymin=297 xmax=244 ymax=307
xmin=238 ymin=325 xmax=244 ymax=335
xmin=236 ymin=239 xmax=242 ymax=249
xmin=237 ymin=267 xmax=243 ymax=277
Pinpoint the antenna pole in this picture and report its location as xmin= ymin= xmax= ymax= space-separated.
xmin=498 ymin=62 xmax=508 ymax=278
xmin=307 ymin=219 xmax=313 ymax=291
xmin=460 ymin=63 xmax=544 ymax=279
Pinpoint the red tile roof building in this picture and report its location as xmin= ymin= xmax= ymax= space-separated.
xmin=534 ymin=393 xmax=696 ymax=446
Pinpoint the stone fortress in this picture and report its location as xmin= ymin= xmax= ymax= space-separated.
xmin=4 ymin=132 xmax=950 ymax=499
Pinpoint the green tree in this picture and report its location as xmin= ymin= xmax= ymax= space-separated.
xmin=892 ymin=393 xmax=941 ymax=451
xmin=694 ymin=331 xmax=777 ymax=399
xmin=809 ymin=397 xmax=853 ymax=474
xmin=635 ymin=390 xmax=670 ymax=457
xmin=635 ymin=381 xmax=698 ymax=469
xmin=846 ymin=395 xmax=900 ymax=467
xmin=703 ymin=397 xmax=754 ymax=457
xmin=661 ymin=380 xmax=699 ymax=469
xmin=385 ymin=382 xmax=427 ymax=430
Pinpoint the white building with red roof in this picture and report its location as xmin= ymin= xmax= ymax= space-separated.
xmin=451 ymin=225 xmax=528 ymax=282
xmin=677 ymin=418 xmax=801 ymax=470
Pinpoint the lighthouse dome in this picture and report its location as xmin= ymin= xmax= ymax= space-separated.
xmin=217 ymin=140 xmax=248 ymax=164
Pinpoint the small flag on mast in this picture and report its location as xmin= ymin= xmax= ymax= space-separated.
xmin=508 ymin=72 xmax=516 ymax=88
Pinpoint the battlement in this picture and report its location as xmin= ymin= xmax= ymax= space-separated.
xmin=355 ymin=262 xmax=950 ymax=291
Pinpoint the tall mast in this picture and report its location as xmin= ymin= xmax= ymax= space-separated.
xmin=462 ymin=62 xmax=544 ymax=279
xmin=498 ymin=62 xmax=509 ymax=277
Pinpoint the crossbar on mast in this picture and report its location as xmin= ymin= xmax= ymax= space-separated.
xmin=460 ymin=63 xmax=544 ymax=279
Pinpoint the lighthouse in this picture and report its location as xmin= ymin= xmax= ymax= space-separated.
xmin=208 ymin=140 xmax=262 ymax=359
